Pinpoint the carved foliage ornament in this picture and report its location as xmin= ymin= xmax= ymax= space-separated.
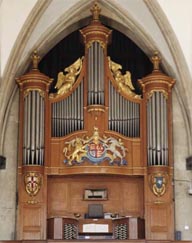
xmin=146 ymin=89 xmax=168 ymax=100
xmin=63 ymin=127 xmax=127 ymax=166
xmin=24 ymin=172 xmax=42 ymax=197
xmin=149 ymin=172 xmax=169 ymax=197
xmin=24 ymin=88 xmax=45 ymax=98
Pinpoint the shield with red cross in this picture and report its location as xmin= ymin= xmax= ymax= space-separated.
xmin=24 ymin=172 xmax=41 ymax=197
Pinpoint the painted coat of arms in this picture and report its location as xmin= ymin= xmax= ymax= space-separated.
xmin=24 ymin=172 xmax=42 ymax=197
xmin=150 ymin=172 xmax=168 ymax=197
xmin=63 ymin=127 xmax=127 ymax=166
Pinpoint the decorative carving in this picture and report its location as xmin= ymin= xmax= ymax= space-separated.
xmin=151 ymin=51 xmax=161 ymax=71
xmin=24 ymin=172 xmax=42 ymax=197
xmin=63 ymin=137 xmax=87 ymax=166
xmin=54 ymin=57 xmax=83 ymax=95
xmin=24 ymin=88 xmax=45 ymax=98
xmin=146 ymin=89 xmax=168 ymax=100
xmin=63 ymin=127 xmax=127 ymax=166
xmin=108 ymin=57 xmax=141 ymax=99
xmin=149 ymin=172 xmax=169 ymax=197
xmin=87 ymin=105 xmax=105 ymax=120
xmin=31 ymin=50 xmax=40 ymax=70
xmin=86 ymin=39 xmax=106 ymax=49
xmin=90 ymin=1 xmax=101 ymax=21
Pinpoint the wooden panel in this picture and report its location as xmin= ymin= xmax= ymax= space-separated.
xmin=22 ymin=205 xmax=43 ymax=239
xmin=129 ymin=218 xmax=145 ymax=239
xmin=145 ymin=167 xmax=173 ymax=203
xmin=132 ymin=141 xmax=142 ymax=167
xmin=122 ymin=180 xmax=144 ymax=217
xmin=47 ymin=175 xmax=144 ymax=219
xmin=47 ymin=180 xmax=68 ymax=215
xmin=49 ymin=136 xmax=142 ymax=171
xmin=19 ymin=167 xmax=45 ymax=203
xmin=47 ymin=218 xmax=63 ymax=239
xmin=50 ymin=142 xmax=60 ymax=167
xmin=146 ymin=204 xmax=173 ymax=240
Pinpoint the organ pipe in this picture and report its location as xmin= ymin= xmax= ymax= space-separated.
xmin=108 ymin=81 xmax=140 ymax=137
xmin=16 ymin=51 xmax=52 ymax=166
xmin=23 ymin=90 xmax=45 ymax=165
xmin=51 ymin=81 xmax=84 ymax=137
xmin=35 ymin=92 xmax=40 ymax=164
xmin=87 ymin=42 xmax=104 ymax=105
xmin=139 ymin=52 xmax=175 ymax=168
xmin=39 ymin=95 xmax=44 ymax=165
xmin=147 ymin=91 xmax=168 ymax=166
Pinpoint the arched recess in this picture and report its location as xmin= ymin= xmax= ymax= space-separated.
xmin=1 ymin=0 xmax=191 ymax=156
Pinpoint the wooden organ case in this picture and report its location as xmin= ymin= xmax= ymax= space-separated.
xmin=16 ymin=3 xmax=175 ymax=241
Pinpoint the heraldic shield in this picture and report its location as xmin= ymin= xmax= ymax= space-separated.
xmin=150 ymin=172 xmax=168 ymax=197
xmin=24 ymin=172 xmax=42 ymax=197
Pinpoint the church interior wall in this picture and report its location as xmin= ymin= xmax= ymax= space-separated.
xmin=0 ymin=92 xmax=19 ymax=240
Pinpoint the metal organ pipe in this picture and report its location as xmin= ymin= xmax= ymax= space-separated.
xmin=39 ymin=94 xmax=45 ymax=165
xmin=23 ymin=94 xmax=28 ymax=164
xmin=77 ymin=83 xmax=81 ymax=130
xmin=108 ymin=82 xmax=140 ymax=137
xmin=26 ymin=92 xmax=31 ymax=164
xmin=147 ymin=97 xmax=152 ymax=165
xmin=136 ymin=101 xmax=140 ymax=136
xmin=156 ymin=92 xmax=161 ymax=165
xmin=147 ymin=91 xmax=168 ymax=166
xmin=31 ymin=91 xmax=36 ymax=164
xmin=108 ymin=81 xmax=112 ymax=130
xmin=35 ymin=92 xmax=40 ymax=164
xmin=51 ymin=81 xmax=84 ymax=137
xmin=151 ymin=93 xmax=156 ymax=165
xmin=87 ymin=42 xmax=104 ymax=105
xmin=163 ymin=94 xmax=168 ymax=165
xmin=23 ymin=90 xmax=45 ymax=165
xmin=94 ymin=42 xmax=98 ymax=103
xmin=80 ymin=81 xmax=84 ymax=128
xmin=68 ymin=94 xmax=72 ymax=134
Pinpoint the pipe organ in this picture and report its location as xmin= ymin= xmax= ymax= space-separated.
xmin=51 ymin=81 xmax=84 ymax=137
xmin=147 ymin=91 xmax=168 ymax=166
xmin=16 ymin=2 xmax=175 ymax=242
xmin=23 ymin=90 xmax=45 ymax=165
xmin=108 ymin=82 xmax=140 ymax=137
xmin=87 ymin=41 xmax=105 ymax=105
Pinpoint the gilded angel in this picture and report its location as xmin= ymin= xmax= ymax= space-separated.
xmin=55 ymin=57 xmax=83 ymax=95
xmin=108 ymin=56 xmax=122 ymax=73
xmin=108 ymin=57 xmax=140 ymax=98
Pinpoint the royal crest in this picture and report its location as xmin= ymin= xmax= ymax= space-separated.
xmin=87 ymin=142 xmax=106 ymax=162
xmin=24 ymin=172 xmax=42 ymax=197
xmin=63 ymin=127 xmax=127 ymax=166
xmin=150 ymin=172 xmax=168 ymax=197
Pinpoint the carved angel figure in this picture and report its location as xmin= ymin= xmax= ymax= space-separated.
xmin=108 ymin=57 xmax=141 ymax=99
xmin=55 ymin=57 xmax=83 ymax=95
xmin=108 ymin=56 xmax=122 ymax=73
